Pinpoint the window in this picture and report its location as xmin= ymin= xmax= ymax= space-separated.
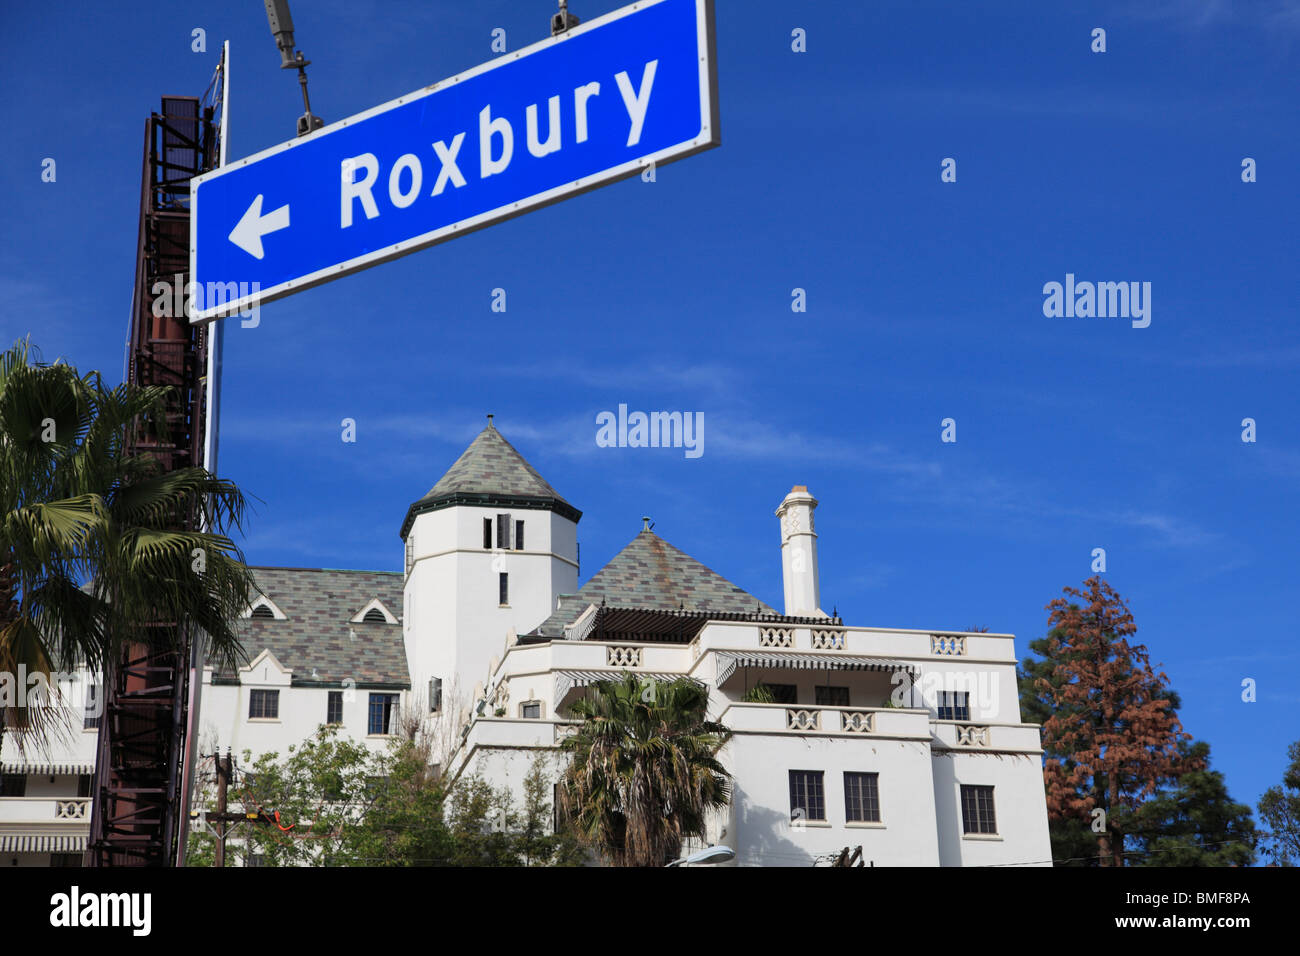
xmin=815 ymin=685 xmax=849 ymax=707
xmin=429 ymin=677 xmax=442 ymax=713
xmin=514 ymin=519 xmax=525 ymax=551
xmin=249 ymin=689 xmax=279 ymax=720
xmin=788 ymin=770 xmax=825 ymax=822
xmin=0 ymin=774 xmax=26 ymax=797
xmin=405 ymin=533 xmax=414 ymax=575
xmin=362 ymin=607 xmax=387 ymax=623
xmin=483 ymin=518 xmax=493 ymax=549
xmin=327 ymin=690 xmax=343 ymax=725
xmin=496 ymin=513 xmax=512 ymax=549
xmin=77 ymin=774 xmax=93 ymax=798
xmin=246 ymin=853 xmax=265 ymax=868
xmin=765 ymin=683 xmax=798 ymax=705
xmin=937 ymin=690 xmax=970 ymax=721
xmin=368 ymin=693 xmax=399 ymax=735
xmin=960 ymin=785 xmax=997 ymax=835
xmin=844 ymin=772 xmax=880 ymax=823
xmin=499 ymin=572 xmax=509 ymax=606
xmin=250 ymin=603 xmax=275 ymax=620
xmin=520 ymin=701 xmax=541 ymax=719
xmin=83 ymin=683 xmax=102 ymax=729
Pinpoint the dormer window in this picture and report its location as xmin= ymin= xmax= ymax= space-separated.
xmin=351 ymin=598 xmax=398 ymax=625
xmin=243 ymin=595 xmax=287 ymax=620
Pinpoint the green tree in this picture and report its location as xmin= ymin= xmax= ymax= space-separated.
xmin=1258 ymin=739 xmax=1300 ymax=866
xmin=516 ymin=755 xmax=584 ymax=866
xmin=1126 ymin=740 xmax=1257 ymax=866
xmin=345 ymin=740 xmax=452 ymax=866
xmin=558 ymin=674 xmax=731 ymax=867
xmin=1019 ymin=577 xmax=1196 ymax=866
xmin=187 ymin=726 xmax=582 ymax=867
xmin=0 ymin=341 xmax=251 ymax=753
xmin=234 ymin=726 xmax=376 ymax=867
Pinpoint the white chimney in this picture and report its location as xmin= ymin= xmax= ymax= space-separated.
xmin=775 ymin=485 xmax=824 ymax=617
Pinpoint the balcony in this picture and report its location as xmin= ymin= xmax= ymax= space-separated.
xmin=0 ymin=796 xmax=92 ymax=827
xmin=717 ymin=703 xmax=932 ymax=739
xmin=930 ymin=721 xmax=1043 ymax=754
xmin=692 ymin=620 xmax=1018 ymax=665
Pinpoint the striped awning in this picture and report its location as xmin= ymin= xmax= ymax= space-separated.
xmin=553 ymin=670 xmax=698 ymax=707
xmin=714 ymin=652 xmax=918 ymax=687
xmin=0 ymin=834 xmax=87 ymax=853
xmin=0 ymin=763 xmax=94 ymax=776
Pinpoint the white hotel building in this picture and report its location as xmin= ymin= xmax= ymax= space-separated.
xmin=0 ymin=420 xmax=1052 ymax=867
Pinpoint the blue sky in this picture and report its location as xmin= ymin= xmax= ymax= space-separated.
xmin=3 ymin=1 xmax=1298 ymax=831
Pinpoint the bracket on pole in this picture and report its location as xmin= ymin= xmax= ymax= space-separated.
xmin=551 ymin=0 xmax=580 ymax=36
xmin=264 ymin=0 xmax=324 ymax=136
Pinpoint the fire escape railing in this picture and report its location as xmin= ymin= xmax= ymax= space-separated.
xmin=86 ymin=95 xmax=219 ymax=867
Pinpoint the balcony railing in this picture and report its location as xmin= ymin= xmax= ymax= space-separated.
xmin=786 ymin=708 xmax=820 ymax=730
xmin=720 ymin=703 xmax=930 ymax=739
xmin=930 ymin=721 xmax=1043 ymax=753
xmin=606 ymin=646 xmax=642 ymax=667
xmin=0 ymin=796 xmax=92 ymax=826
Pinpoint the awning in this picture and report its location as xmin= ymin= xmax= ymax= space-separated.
xmin=714 ymin=652 xmax=918 ymax=686
xmin=0 ymin=833 xmax=87 ymax=853
xmin=553 ymin=670 xmax=699 ymax=708
xmin=0 ymin=763 xmax=94 ymax=776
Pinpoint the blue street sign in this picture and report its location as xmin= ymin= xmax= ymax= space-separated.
xmin=190 ymin=0 xmax=718 ymax=321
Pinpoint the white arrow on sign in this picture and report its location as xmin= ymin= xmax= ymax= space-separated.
xmin=228 ymin=194 xmax=290 ymax=260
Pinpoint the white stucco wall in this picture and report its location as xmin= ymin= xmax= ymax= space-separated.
xmin=403 ymin=504 xmax=578 ymax=720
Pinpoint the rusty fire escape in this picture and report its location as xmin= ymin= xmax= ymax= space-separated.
xmin=86 ymin=93 xmax=221 ymax=866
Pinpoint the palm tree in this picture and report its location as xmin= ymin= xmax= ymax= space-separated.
xmin=558 ymin=674 xmax=731 ymax=866
xmin=0 ymin=340 xmax=253 ymax=755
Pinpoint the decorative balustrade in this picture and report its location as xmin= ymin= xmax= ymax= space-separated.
xmin=55 ymin=799 xmax=89 ymax=819
xmin=759 ymin=627 xmax=793 ymax=648
xmin=786 ymin=708 xmax=820 ymax=730
xmin=553 ymin=723 xmax=580 ymax=743
xmin=840 ymin=711 xmax=875 ymax=733
xmin=606 ymin=645 xmax=642 ymax=667
xmin=955 ymin=725 xmax=990 ymax=747
xmin=931 ymin=634 xmax=967 ymax=656
xmin=811 ymin=628 xmax=847 ymax=650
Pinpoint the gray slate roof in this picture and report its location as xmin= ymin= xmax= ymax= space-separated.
xmin=532 ymin=530 xmax=776 ymax=637
xmin=401 ymin=422 xmax=581 ymax=538
xmin=210 ymin=567 xmax=409 ymax=687
xmin=424 ymin=423 xmax=574 ymax=505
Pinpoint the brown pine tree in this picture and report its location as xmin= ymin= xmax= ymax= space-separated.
xmin=1035 ymin=577 xmax=1198 ymax=866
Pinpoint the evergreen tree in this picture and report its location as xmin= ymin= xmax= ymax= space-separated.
xmin=1258 ymin=739 xmax=1300 ymax=866
xmin=1127 ymin=740 xmax=1257 ymax=866
xmin=1019 ymin=577 xmax=1196 ymax=866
